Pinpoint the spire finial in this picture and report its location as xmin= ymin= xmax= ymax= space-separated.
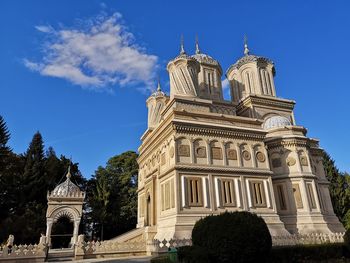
xmin=180 ymin=34 xmax=186 ymax=55
xmin=66 ymin=165 xmax=71 ymax=179
xmin=195 ymin=35 xmax=201 ymax=54
xmin=244 ymin=35 xmax=250 ymax=56
xmin=157 ymin=76 xmax=161 ymax=92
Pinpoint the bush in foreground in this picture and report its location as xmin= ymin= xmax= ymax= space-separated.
xmin=344 ymin=228 xmax=350 ymax=252
xmin=189 ymin=211 xmax=272 ymax=263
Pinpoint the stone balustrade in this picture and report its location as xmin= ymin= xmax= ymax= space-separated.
xmin=0 ymin=243 xmax=47 ymax=262
xmin=271 ymin=232 xmax=345 ymax=246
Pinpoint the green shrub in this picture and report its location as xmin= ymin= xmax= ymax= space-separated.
xmin=269 ymin=243 xmax=346 ymax=262
xmin=150 ymin=255 xmax=172 ymax=263
xmin=191 ymin=211 xmax=272 ymax=263
xmin=178 ymin=245 xmax=211 ymax=263
xmin=344 ymin=228 xmax=350 ymax=251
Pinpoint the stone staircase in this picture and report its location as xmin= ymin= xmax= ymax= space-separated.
xmin=47 ymin=248 xmax=74 ymax=262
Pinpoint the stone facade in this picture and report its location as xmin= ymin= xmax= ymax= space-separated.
xmin=136 ymin=41 xmax=345 ymax=240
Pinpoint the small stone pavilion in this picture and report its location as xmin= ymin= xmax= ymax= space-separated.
xmin=46 ymin=167 xmax=85 ymax=247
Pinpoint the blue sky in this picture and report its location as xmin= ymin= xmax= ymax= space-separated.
xmin=1 ymin=0 xmax=349 ymax=178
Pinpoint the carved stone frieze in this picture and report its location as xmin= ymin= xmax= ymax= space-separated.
xmin=178 ymin=145 xmax=190 ymax=157
xmin=242 ymin=151 xmax=251 ymax=161
xmin=196 ymin=147 xmax=207 ymax=158
xmin=256 ymin=152 xmax=266 ymax=162
xmin=286 ymin=157 xmax=296 ymax=166
xmin=227 ymin=149 xmax=237 ymax=160
xmin=211 ymin=147 xmax=223 ymax=160
xmin=300 ymin=156 xmax=308 ymax=166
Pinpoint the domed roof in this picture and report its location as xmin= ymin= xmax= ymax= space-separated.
xmin=191 ymin=53 xmax=220 ymax=67
xmin=226 ymin=39 xmax=274 ymax=76
xmin=263 ymin=116 xmax=291 ymax=130
xmin=191 ymin=40 xmax=221 ymax=67
xmin=151 ymin=81 xmax=166 ymax=97
xmin=52 ymin=167 xmax=81 ymax=196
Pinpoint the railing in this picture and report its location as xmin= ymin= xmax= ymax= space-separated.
xmin=271 ymin=232 xmax=345 ymax=246
xmin=0 ymin=243 xmax=47 ymax=261
xmin=74 ymin=235 xmax=147 ymax=258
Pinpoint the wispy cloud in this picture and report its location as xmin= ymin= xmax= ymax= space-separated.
xmin=24 ymin=12 xmax=158 ymax=91
xmin=222 ymin=78 xmax=230 ymax=90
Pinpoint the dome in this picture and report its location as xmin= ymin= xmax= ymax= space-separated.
xmin=226 ymin=55 xmax=274 ymax=76
xmin=263 ymin=116 xmax=291 ymax=130
xmin=52 ymin=168 xmax=81 ymax=196
xmin=191 ymin=53 xmax=220 ymax=67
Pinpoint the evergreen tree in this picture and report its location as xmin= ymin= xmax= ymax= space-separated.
xmin=87 ymin=151 xmax=138 ymax=240
xmin=23 ymin=132 xmax=45 ymax=202
xmin=323 ymin=151 xmax=350 ymax=227
xmin=0 ymin=115 xmax=11 ymax=171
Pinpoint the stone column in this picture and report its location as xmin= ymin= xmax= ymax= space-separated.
xmin=72 ymin=220 xmax=80 ymax=246
xmin=46 ymin=219 xmax=53 ymax=247
xmin=236 ymin=143 xmax=242 ymax=167
xmin=221 ymin=141 xmax=227 ymax=166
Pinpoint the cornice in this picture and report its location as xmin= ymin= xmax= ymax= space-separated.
xmin=265 ymin=137 xmax=311 ymax=150
xmin=173 ymin=122 xmax=266 ymax=141
xmin=175 ymin=164 xmax=273 ymax=175
xmin=237 ymin=95 xmax=295 ymax=113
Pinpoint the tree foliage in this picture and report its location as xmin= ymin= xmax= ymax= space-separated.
xmin=0 ymin=116 xmax=86 ymax=244
xmin=322 ymin=151 xmax=350 ymax=228
xmin=86 ymin=151 xmax=138 ymax=240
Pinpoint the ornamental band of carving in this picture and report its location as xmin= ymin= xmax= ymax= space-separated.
xmin=227 ymin=149 xmax=237 ymax=160
xmin=196 ymin=147 xmax=207 ymax=158
xmin=178 ymin=145 xmax=190 ymax=157
xmin=211 ymin=147 xmax=223 ymax=160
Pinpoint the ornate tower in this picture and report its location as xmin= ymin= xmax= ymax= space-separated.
xmin=226 ymin=38 xmax=276 ymax=104
xmin=166 ymin=38 xmax=200 ymax=99
xmin=191 ymin=38 xmax=224 ymax=101
xmin=146 ymin=80 xmax=168 ymax=130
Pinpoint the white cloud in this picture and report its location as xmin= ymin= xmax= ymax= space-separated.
xmin=25 ymin=12 xmax=158 ymax=91
xmin=35 ymin=25 xmax=53 ymax=33
xmin=222 ymin=78 xmax=230 ymax=90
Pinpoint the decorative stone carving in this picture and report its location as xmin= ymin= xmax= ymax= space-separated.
xmin=300 ymin=156 xmax=308 ymax=166
xmin=286 ymin=157 xmax=296 ymax=166
xmin=242 ymin=150 xmax=251 ymax=161
xmin=178 ymin=145 xmax=190 ymax=157
xmin=272 ymin=158 xmax=282 ymax=168
xmin=227 ymin=149 xmax=237 ymax=160
xmin=292 ymin=184 xmax=303 ymax=209
xmin=196 ymin=147 xmax=207 ymax=158
xmin=161 ymin=153 xmax=166 ymax=165
xmin=169 ymin=146 xmax=174 ymax=158
xmin=211 ymin=147 xmax=223 ymax=160
xmin=256 ymin=152 xmax=266 ymax=162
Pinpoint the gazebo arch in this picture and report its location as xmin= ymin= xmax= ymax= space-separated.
xmin=46 ymin=167 xmax=85 ymax=247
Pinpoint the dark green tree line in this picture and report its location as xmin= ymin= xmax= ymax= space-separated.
xmin=86 ymin=151 xmax=138 ymax=240
xmin=0 ymin=115 xmax=86 ymax=244
xmin=322 ymin=151 xmax=350 ymax=229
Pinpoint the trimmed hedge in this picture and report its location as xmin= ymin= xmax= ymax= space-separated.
xmin=178 ymin=246 xmax=211 ymax=263
xmin=270 ymin=243 xmax=347 ymax=263
xmin=176 ymin=243 xmax=350 ymax=263
xmin=344 ymin=228 xmax=350 ymax=251
xmin=150 ymin=255 xmax=172 ymax=263
xmin=191 ymin=211 xmax=272 ymax=263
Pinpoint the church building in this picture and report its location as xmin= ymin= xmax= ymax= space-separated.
xmin=136 ymin=39 xmax=345 ymax=240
